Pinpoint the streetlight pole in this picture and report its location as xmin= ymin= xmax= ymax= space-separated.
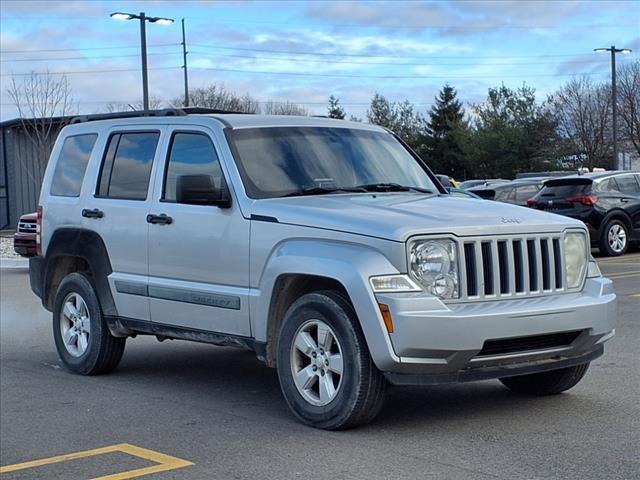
xmin=594 ymin=45 xmax=633 ymax=170
xmin=139 ymin=12 xmax=149 ymax=111
xmin=110 ymin=11 xmax=174 ymax=112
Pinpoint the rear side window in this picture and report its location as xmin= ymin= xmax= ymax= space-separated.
xmin=50 ymin=134 xmax=98 ymax=197
xmin=494 ymin=187 xmax=514 ymax=201
xmin=163 ymin=132 xmax=222 ymax=202
xmin=515 ymin=185 xmax=539 ymax=202
xmin=614 ymin=175 xmax=640 ymax=194
xmin=97 ymin=132 xmax=159 ymax=200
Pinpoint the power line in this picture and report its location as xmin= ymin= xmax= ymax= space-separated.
xmin=0 ymin=67 xmax=180 ymax=77
xmin=189 ymin=43 xmax=607 ymax=60
xmin=187 ymin=50 xmax=609 ymax=67
xmin=2 ymin=14 xmax=629 ymax=31
xmin=0 ymin=48 xmax=613 ymax=67
xmin=0 ymin=65 xmax=610 ymax=80
xmin=1 ymin=64 xmax=611 ymax=80
xmin=0 ymin=52 xmax=181 ymax=63
xmin=189 ymin=66 xmax=610 ymax=80
xmin=1 ymin=43 xmax=179 ymax=54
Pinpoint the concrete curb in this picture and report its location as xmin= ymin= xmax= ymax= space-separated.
xmin=0 ymin=258 xmax=29 ymax=270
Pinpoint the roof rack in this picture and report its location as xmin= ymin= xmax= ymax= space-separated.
xmin=69 ymin=107 xmax=250 ymax=124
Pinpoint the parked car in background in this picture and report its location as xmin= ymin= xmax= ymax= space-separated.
xmin=435 ymin=174 xmax=461 ymax=189
xmin=528 ymin=171 xmax=640 ymax=256
xmin=13 ymin=212 xmax=37 ymax=257
xmin=448 ymin=187 xmax=482 ymax=199
xmin=470 ymin=178 xmax=546 ymax=206
xmin=458 ymin=178 xmax=509 ymax=189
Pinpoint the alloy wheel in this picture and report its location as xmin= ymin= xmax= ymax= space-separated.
xmin=290 ymin=319 xmax=344 ymax=406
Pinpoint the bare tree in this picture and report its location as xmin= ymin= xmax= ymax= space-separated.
xmin=172 ymin=84 xmax=259 ymax=113
xmin=618 ymin=60 xmax=640 ymax=156
xmin=261 ymin=100 xmax=308 ymax=116
xmin=7 ymin=70 xmax=77 ymax=184
xmin=553 ymin=77 xmax=612 ymax=170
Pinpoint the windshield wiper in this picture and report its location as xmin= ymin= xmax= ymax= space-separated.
xmin=283 ymin=186 xmax=368 ymax=197
xmin=355 ymin=183 xmax=433 ymax=193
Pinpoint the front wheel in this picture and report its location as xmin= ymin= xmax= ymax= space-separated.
xmin=276 ymin=291 xmax=386 ymax=430
xmin=499 ymin=363 xmax=590 ymax=396
xmin=52 ymin=272 xmax=126 ymax=375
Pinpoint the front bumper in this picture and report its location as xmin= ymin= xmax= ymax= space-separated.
xmin=374 ymin=276 xmax=616 ymax=380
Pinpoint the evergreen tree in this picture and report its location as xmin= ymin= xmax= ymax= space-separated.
xmin=367 ymin=93 xmax=426 ymax=146
xmin=424 ymin=85 xmax=467 ymax=178
xmin=327 ymin=95 xmax=346 ymax=119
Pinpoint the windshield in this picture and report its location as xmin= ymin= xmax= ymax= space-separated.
xmin=226 ymin=127 xmax=438 ymax=199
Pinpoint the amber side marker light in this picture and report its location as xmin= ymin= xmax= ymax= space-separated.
xmin=379 ymin=303 xmax=394 ymax=333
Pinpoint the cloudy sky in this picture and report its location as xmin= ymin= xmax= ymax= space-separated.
xmin=1 ymin=0 xmax=638 ymax=120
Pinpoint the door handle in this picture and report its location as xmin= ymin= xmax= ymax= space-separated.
xmin=146 ymin=213 xmax=173 ymax=225
xmin=82 ymin=208 xmax=104 ymax=219
xmin=621 ymin=198 xmax=630 ymax=203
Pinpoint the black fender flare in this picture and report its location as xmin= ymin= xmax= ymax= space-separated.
xmin=44 ymin=228 xmax=117 ymax=318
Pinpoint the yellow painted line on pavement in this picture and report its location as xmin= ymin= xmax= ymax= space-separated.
xmin=0 ymin=443 xmax=193 ymax=479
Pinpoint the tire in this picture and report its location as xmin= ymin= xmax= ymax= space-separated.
xmin=599 ymin=218 xmax=629 ymax=256
xmin=276 ymin=291 xmax=386 ymax=430
xmin=52 ymin=272 xmax=126 ymax=375
xmin=499 ymin=363 xmax=590 ymax=396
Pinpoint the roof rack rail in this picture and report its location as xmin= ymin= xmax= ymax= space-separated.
xmin=69 ymin=107 xmax=251 ymax=124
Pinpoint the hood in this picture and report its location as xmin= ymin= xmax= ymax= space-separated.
xmin=251 ymin=193 xmax=584 ymax=242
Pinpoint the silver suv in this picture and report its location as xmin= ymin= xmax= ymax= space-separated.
xmin=30 ymin=114 xmax=616 ymax=429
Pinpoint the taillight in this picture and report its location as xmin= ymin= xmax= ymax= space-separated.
xmin=36 ymin=205 xmax=43 ymax=256
xmin=566 ymin=194 xmax=598 ymax=206
xmin=526 ymin=198 xmax=537 ymax=207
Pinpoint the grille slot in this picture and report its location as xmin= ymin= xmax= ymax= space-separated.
xmin=459 ymin=234 xmax=567 ymax=300
xmin=477 ymin=331 xmax=582 ymax=357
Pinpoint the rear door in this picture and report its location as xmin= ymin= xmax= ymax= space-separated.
xmin=85 ymin=126 xmax=166 ymax=321
xmin=606 ymin=174 xmax=640 ymax=237
xmin=147 ymin=126 xmax=251 ymax=336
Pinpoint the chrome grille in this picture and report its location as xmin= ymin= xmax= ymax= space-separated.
xmin=459 ymin=234 xmax=566 ymax=301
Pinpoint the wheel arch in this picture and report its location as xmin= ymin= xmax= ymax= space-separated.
xmin=601 ymin=209 xmax=633 ymax=232
xmin=253 ymin=239 xmax=401 ymax=370
xmin=43 ymin=228 xmax=117 ymax=318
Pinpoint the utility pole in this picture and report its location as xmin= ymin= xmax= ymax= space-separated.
xmin=182 ymin=18 xmax=189 ymax=107
xmin=594 ymin=45 xmax=633 ymax=170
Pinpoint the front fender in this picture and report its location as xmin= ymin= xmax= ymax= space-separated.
xmin=252 ymin=239 xmax=402 ymax=371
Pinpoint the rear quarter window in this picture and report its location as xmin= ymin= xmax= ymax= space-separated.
xmin=50 ymin=134 xmax=98 ymax=197
xmin=614 ymin=175 xmax=640 ymax=194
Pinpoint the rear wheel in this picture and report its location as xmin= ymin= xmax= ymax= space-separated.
xmin=276 ymin=291 xmax=386 ymax=430
xmin=600 ymin=219 xmax=629 ymax=256
xmin=499 ymin=363 xmax=590 ymax=396
xmin=53 ymin=273 xmax=126 ymax=375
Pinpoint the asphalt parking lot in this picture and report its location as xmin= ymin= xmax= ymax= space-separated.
xmin=1 ymin=254 xmax=639 ymax=480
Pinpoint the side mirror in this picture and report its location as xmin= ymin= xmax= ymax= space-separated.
xmin=176 ymin=175 xmax=232 ymax=208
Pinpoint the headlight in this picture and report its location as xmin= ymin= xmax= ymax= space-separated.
xmin=409 ymin=239 xmax=459 ymax=299
xmin=564 ymin=232 xmax=588 ymax=288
